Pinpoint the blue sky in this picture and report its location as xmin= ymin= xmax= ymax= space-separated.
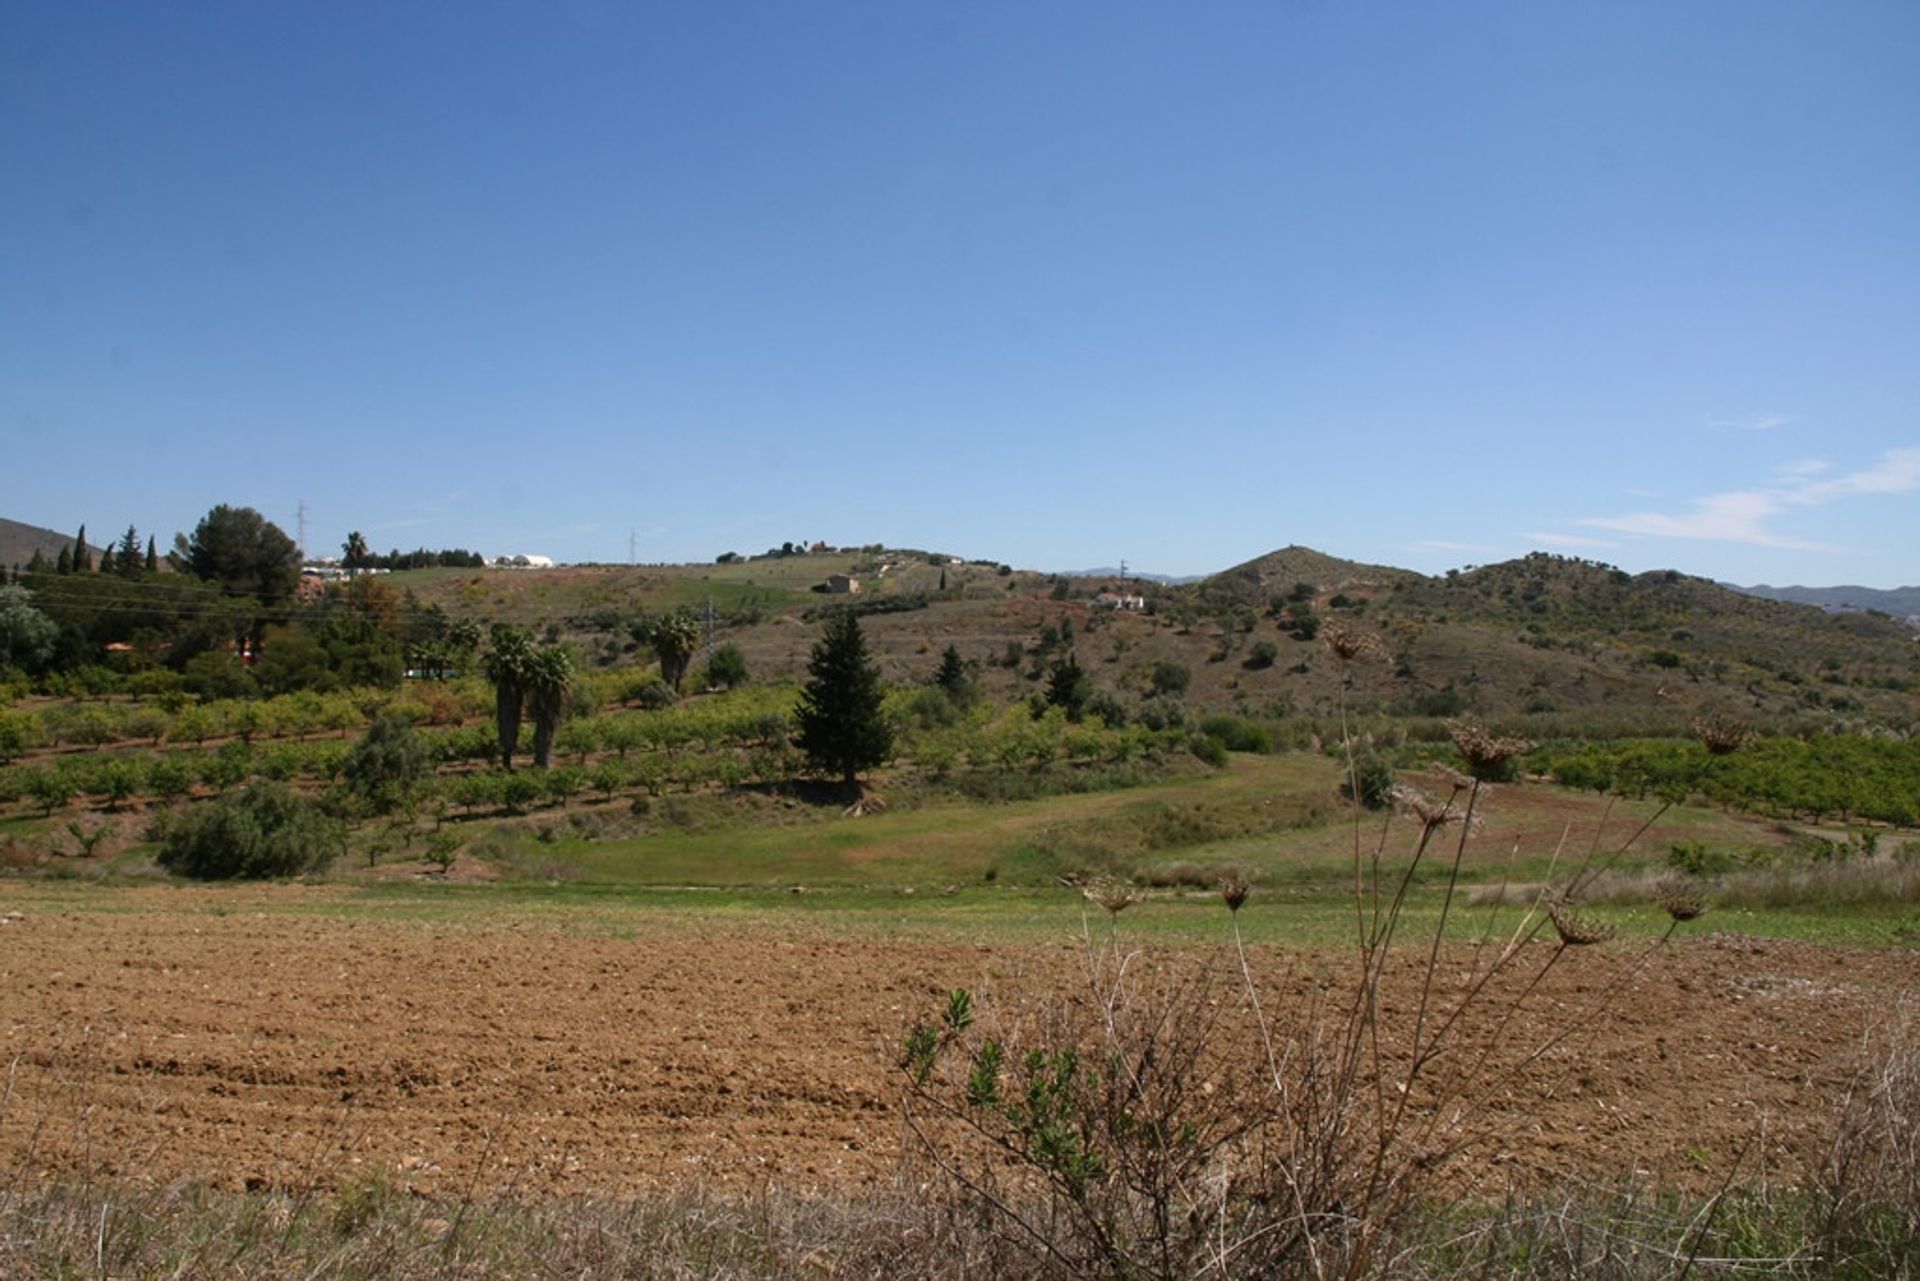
xmin=4 ymin=2 xmax=1916 ymax=586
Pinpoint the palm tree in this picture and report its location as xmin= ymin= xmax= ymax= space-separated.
xmin=482 ymin=624 xmax=535 ymax=770
xmin=525 ymin=645 xmax=576 ymax=770
xmin=343 ymin=531 xmax=369 ymax=573
xmin=649 ymin=610 xmax=702 ymax=692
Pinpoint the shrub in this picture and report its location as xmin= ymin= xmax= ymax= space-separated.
xmin=1198 ymin=713 xmax=1272 ymax=754
xmin=156 ymin=782 xmax=342 ymax=880
xmin=342 ymin=716 xmax=430 ymax=816
xmin=1148 ymin=661 xmax=1190 ymax=697
xmin=1668 ymin=839 xmax=1738 ymax=876
xmin=1187 ymin=732 xmax=1228 ymax=767
xmin=1340 ymin=749 xmax=1395 ymax=809
xmin=703 ymin=644 xmax=749 ymax=690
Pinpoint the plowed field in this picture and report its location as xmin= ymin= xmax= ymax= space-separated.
xmin=2 ymin=884 xmax=1913 ymax=1197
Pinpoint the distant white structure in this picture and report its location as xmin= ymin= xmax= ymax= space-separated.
xmin=1093 ymin=592 xmax=1146 ymax=611
xmin=491 ymin=554 xmax=556 ymax=568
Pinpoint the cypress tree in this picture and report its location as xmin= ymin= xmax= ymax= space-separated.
xmin=145 ymin=536 xmax=158 ymax=574
xmin=55 ymin=545 xmax=72 ymax=575
xmin=99 ymin=545 xmax=116 ymax=574
xmin=73 ymin=525 xmax=90 ymax=572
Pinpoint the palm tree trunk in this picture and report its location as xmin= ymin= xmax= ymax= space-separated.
xmin=496 ymin=684 xmax=522 ymax=770
xmin=531 ymin=699 xmax=558 ymax=770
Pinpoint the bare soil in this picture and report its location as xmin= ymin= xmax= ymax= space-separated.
xmin=2 ymin=884 xmax=1914 ymax=1198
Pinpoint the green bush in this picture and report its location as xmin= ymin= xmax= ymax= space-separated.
xmin=1188 ymin=733 xmax=1229 ymax=767
xmin=156 ymin=782 xmax=343 ymax=880
xmin=1340 ymin=751 xmax=1396 ymax=810
xmin=1198 ymin=714 xmax=1272 ymax=754
xmin=704 ymin=644 xmax=749 ymax=690
xmin=1668 ymin=840 xmax=1737 ymax=876
xmin=342 ymin=716 xmax=430 ymax=815
xmin=1149 ymin=661 xmax=1191 ymax=697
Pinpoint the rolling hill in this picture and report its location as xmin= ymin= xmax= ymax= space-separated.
xmin=382 ymin=544 xmax=1920 ymax=732
xmin=0 ymin=517 xmax=101 ymax=571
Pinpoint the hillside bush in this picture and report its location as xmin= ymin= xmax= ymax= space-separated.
xmin=1340 ymin=749 xmax=1395 ymax=809
xmin=1197 ymin=713 xmax=1272 ymax=754
xmin=156 ymin=782 xmax=342 ymax=880
xmin=342 ymin=715 xmax=430 ymax=815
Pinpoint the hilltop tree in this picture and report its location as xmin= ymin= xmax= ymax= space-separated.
xmin=144 ymin=535 xmax=158 ymax=574
xmin=180 ymin=505 xmax=300 ymax=606
xmin=73 ymin=525 xmax=90 ymax=573
xmin=796 ymin=610 xmax=891 ymax=790
xmin=117 ymin=525 xmax=143 ymax=578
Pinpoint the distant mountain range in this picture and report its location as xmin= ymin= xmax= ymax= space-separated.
xmin=1056 ymin=566 xmax=1204 ymax=585
xmin=1728 ymin=582 xmax=1920 ymax=618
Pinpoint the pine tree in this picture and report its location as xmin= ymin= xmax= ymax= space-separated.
xmin=55 ymin=546 xmax=72 ymax=575
xmin=934 ymin=643 xmax=976 ymax=708
xmin=796 ymin=610 xmax=892 ymax=790
xmin=119 ymin=525 xmax=143 ymax=578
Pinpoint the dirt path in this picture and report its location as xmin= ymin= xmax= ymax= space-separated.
xmin=2 ymin=884 xmax=1913 ymax=1198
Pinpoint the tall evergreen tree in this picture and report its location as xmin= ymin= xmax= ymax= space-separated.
xmin=795 ymin=610 xmax=892 ymax=790
xmin=55 ymin=545 xmax=72 ymax=576
xmin=98 ymin=545 xmax=116 ymax=575
xmin=73 ymin=525 xmax=90 ymax=572
xmin=144 ymin=535 xmax=158 ymax=574
xmin=118 ymin=525 xmax=143 ymax=578
xmin=934 ymin=643 xmax=976 ymax=707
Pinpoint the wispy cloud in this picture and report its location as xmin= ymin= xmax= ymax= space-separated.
xmin=1579 ymin=446 xmax=1920 ymax=551
xmin=1584 ymin=490 xmax=1828 ymax=550
xmin=1707 ymin=412 xmax=1795 ymax=432
xmin=1790 ymin=447 xmax=1920 ymax=503
xmin=1772 ymin=458 xmax=1830 ymax=479
xmin=1524 ymin=531 xmax=1620 ymax=550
